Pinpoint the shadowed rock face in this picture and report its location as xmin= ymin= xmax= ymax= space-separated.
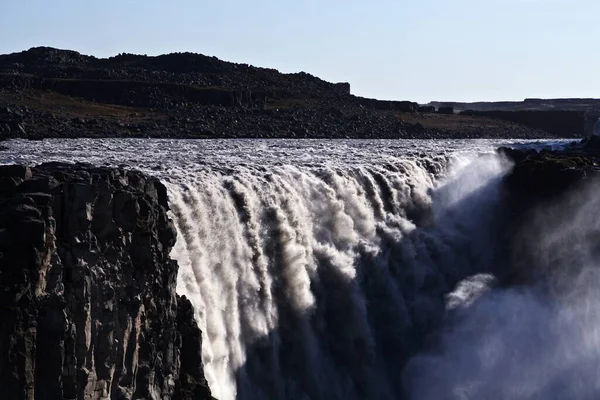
xmin=500 ymin=137 xmax=600 ymax=206
xmin=0 ymin=163 xmax=212 ymax=400
xmin=461 ymin=110 xmax=587 ymax=137
xmin=496 ymin=138 xmax=600 ymax=285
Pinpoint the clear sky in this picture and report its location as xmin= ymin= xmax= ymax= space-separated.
xmin=1 ymin=0 xmax=598 ymax=103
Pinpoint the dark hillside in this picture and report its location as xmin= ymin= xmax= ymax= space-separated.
xmin=0 ymin=47 xmax=574 ymax=139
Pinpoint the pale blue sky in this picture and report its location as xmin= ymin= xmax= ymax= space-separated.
xmin=1 ymin=0 xmax=598 ymax=102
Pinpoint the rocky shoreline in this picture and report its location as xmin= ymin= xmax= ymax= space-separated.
xmin=0 ymin=47 xmax=587 ymax=140
xmin=0 ymin=163 xmax=212 ymax=399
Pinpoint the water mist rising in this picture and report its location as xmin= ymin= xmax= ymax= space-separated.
xmin=168 ymin=154 xmax=511 ymax=400
xmin=405 ymin=178 xmax=600 ymax=400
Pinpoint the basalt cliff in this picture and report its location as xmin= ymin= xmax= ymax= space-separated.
xmin=0 ymin=163 xmax=212 ymax=399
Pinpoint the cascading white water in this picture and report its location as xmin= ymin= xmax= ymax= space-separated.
xmin=2 ymin=138 xmax=569 ymax=400
xmin=164 ymin=151 xmax=511 ymax=400
xmin=404 ymin=176 xmax=600 ymax=400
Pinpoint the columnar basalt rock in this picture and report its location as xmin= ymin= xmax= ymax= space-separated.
xmin=0 ymin=163 xmax=212 ymax=400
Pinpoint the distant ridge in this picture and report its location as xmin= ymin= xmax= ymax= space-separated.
xmin=0 ymin=47 xmax=586 ymax=139
xmin=428 ymin=98 xmax=600 ymax=112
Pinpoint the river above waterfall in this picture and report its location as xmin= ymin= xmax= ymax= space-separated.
xmin=0 ymin=138 xmax=570 ymax=171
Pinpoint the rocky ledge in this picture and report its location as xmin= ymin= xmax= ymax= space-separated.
xmin=0 ymin=163 xmax=212 ymax=399
xmin=499 ymin=136 xmax=600 ymax=205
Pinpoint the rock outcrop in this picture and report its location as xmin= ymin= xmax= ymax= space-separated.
xmin=0 ymin=163 xmax=212 ymax=399
xmin=500 ymin=137 xmax=600 ymax=205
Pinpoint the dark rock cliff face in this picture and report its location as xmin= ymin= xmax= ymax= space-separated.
xmin=500 ymin=137 xmax=600 ymax=207
xmin=0 ymin=74 xmax=278 ymax=109
xmin=0 ymin=163 xmax=212 ymax=399
xmin=462 ymin=110 xmax=586 ymax=137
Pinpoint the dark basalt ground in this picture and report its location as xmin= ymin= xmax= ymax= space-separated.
xmin=0 ymin=47 xmax=568 ymax=140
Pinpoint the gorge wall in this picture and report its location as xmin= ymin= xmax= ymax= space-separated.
xmin=0 ymin=163 xmax=212 ymax=399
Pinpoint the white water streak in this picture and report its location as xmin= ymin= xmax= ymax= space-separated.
xmin=169 ymin=155 xmax=509 ymax=400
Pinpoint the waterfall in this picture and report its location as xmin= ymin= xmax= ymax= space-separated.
xmin=3 ymin=138 xmax=588 ymax=399
xmin=404 ymin=176 xmax=600 ymax=400
xmin=167 ymin=153 xmax=511 ymax=400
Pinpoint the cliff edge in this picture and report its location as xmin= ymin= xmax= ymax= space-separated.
xmin=0 ymin=163 xmax=212 ymax=399
xmin=497 ymin=137 xmax=600 ymax=285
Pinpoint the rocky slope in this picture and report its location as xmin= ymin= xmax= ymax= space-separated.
xmin=0 ymin=163 xmax=212 ymax=399
xmin=0 ymin=47 xmax=558 ymax=140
